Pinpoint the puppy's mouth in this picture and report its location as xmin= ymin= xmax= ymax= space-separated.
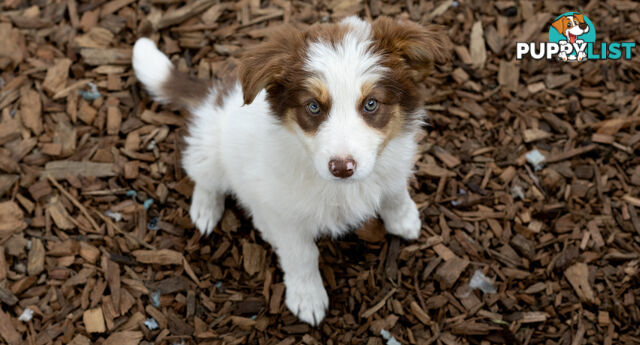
xmin=318 ymin=169 xmax=364 ymax=183
xmin=329 ymin=176 xmax=358 ymax=183
xmin=568 ymin=33 xmax=577 ymax=43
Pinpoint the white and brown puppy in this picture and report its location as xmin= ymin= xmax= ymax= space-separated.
xmin=551 ymin=13 xmax=590 ymax=61
xmin=133 ymin=16 xmax=449 ymax=325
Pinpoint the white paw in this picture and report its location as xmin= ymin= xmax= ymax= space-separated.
xmin=189 ymin=188 xmax=223 ymax=236
xmin=383 ymin=202 xmax=421 ymax=240
xmin=577 ymin=52 xmax=587 ymax=61
xmin=285 ymin=275 xmax=329 ymax=326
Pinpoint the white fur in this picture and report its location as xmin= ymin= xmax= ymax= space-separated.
xmin=132 ymin=38 xmax=174 ymax=103
xmin=132 ymin=17 xmax=422 ymax=326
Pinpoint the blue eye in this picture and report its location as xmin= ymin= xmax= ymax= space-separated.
xmin=306 ymin=100 xmax=321 ymax=115
xmin=363 ymin=99 xmax=379 ymax=112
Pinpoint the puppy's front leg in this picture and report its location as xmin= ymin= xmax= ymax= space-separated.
xmin=260 ymin=218 xmax=328 ymax=325
xmin=190 ymin=185 xmax=224 ymax=236
xmin=379 ymin=188 xmax=422 ymax=240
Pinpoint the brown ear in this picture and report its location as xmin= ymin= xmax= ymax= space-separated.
xmin=238 ymin=25 xmax=303 ymax=105
xmin=552 ymin=17 xmax=568 ymax=35
xmin=574 ymin=13 xmax=585 ymax=23
xmin=371 ymin=17 xmax=451 ymax=79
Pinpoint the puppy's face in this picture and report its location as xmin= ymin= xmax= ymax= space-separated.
xmin=239 ymin=17 xmax=450 ymax=181
xmin=552 ymin=14 xmax=589 ymax=43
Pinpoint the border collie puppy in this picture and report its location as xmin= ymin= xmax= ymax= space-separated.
xmin=133 ymin=16 xmax=450 ymax=325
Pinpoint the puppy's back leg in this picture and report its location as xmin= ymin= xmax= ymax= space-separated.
xmin=132 ymin=38 xmax=210 ymax=109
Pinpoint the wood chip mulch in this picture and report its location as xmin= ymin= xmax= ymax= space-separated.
xmin=1 ymin=0 xmax=639 ymax=344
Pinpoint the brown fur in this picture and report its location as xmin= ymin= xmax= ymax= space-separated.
xmin=286 ymin=87 xmax=332 ymax=134
xmin=237 ymin=25 xmax=308 ymax=106
xmin=368 ymin=17 xmax=451 ymax=137
xmin=551 ymin=14 xmax=586 ymax=37
xmin=161 ymin=69 xmax=211 ymax=109
xmin=367 ymin=18 xmax=451 ymax=147
xmin=378 ymin=105 xmax=404 ymax=151
xmin=304 ymin=24 xmax=349 ymax=48
xmin=358 ymin=85 xmax=404 ymax=151
xmin=303 ymin=78 xmax=331 ymax=107
xmin=371 ymin=17 xmax=451 ymax=81
xmin=214 ymin=59 xmax=239 ymax=108
xmin=358 ymin=85 xmax=401 ymax=129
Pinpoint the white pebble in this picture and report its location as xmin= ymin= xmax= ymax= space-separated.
xmin=469 ymin=269 xmax=497 ymax=294
xmin=105 ymin=210 xmax=123 ymax=222
xmin=511 ymin=185 xmax=525 ymax=200
xmin=525 ymin=149 xmax=545 ymax=171
xmin=18 ymin=308 xmax=34 ymax=322
xmin=380 ymin=329 xmax=402 ymax=345
xmin=144 ymin=317 xmax=159 ymax=330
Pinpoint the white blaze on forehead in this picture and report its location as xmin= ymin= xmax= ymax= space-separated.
xmin=304 ymin=17 xmax=388 ymax=110
xmin=340 ymin=16 xmax=371 ymax=37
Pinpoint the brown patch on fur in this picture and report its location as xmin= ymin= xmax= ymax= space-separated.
xmin=357 ymin=86 xmax=404 ymax=151
xmin=379 ymin=105 xmax=404 ymax=152
xmin=161 ymin=68 xmax=211 ymax=109
xmin=366 ymin=17 xmax=452 ymax=135
xmin=359 ymin=81 xmax=376 ymax=104
xmin=304 ymin=24 xmax=349 ymax=48
xmin=292 ymin=79 xmax=332 ymax=134
xmin=303 ymin=78 xmax=331 ymax=106
xmin=358 ymin=87 xmax=399 ymax=129
xmin=283 ymin=87 xmax=331 ymax=134
xmin=213 ymin=59 xmax=239 ymax=108
xmin=282 ymin=109 xmax=298 ymax=132
xmin=551 ymin=14 xmax=586 ymax=37
xmin=237 ymin=25 xmax=307 ymax=106
xmin=371 ymin=17 xmax=451 ymax=81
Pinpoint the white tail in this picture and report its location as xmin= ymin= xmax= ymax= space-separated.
xmin=132 ymin=38 xmax=210 ymax=109
xmin=132 ymin=38 xmax=173 ymax=103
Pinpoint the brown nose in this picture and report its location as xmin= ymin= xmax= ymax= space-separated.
xmin=328 ymin=157 xmax=356 ymax=178
xmin=579 ymin=23 xmax=588 ymax=30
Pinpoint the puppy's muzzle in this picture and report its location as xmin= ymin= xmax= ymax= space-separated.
xmin=329 ymin=157 xmax=356 ymax=178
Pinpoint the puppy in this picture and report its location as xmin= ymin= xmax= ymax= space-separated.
xmin=133 ymin=16 xmax=450 ymax=325
xmin=552 ymin=13 xmax=590 ymax=61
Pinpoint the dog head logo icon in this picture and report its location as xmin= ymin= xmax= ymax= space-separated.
xmin=549 ymin=12 xmax=596 ymax=62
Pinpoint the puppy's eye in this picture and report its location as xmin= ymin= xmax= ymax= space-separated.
xmin=567 ymin=22 xmax=572 ymax=27
xmin=306 ymin=100 xmax=321 ymax=115
xmin=363 ymin=99 xmax=379 ymax=113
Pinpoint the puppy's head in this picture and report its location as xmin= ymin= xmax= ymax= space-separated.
xmin=239 ymin=16 xmax=450 ymax=181
xmin=552 ymin=14 xmax=589 ymax=42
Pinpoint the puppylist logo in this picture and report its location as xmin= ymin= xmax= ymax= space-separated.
xmin=516 ymin=12 xmax=636 ymax=62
